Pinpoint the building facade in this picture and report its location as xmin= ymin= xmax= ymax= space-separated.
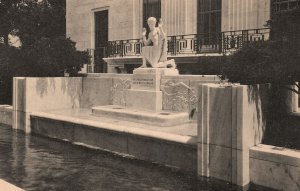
xmin=66 ymin=0 xmax=272 ymax=73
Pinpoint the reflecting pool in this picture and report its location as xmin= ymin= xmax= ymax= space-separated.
xmin=0 ymin=125 xmax=264 ymax=191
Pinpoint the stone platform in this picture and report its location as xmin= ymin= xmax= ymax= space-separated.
xmin=29 ymin=108 xmax=197 ymax=172
xmin=92 ymin=105 xmax=189 ymax=126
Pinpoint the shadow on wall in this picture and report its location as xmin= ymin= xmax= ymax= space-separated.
xmin=248 ymin=84 xmax=300 ymax=149
xmin=262 ymin=84 xmax=300 ymax=149
xmin=35 ymin=78 xmax=82 ymax=109
xmin=36 ymin=78 xmax=56 ymax=98
xmin=61 ymin=78 xmax=82 ymax=108
xmin=246 ymin=84 xmax=271 ymax=145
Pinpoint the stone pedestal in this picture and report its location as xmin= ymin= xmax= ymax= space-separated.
xmin=91 ymin=67 xmax=190 ymax=126
xmin=197 ymin=84 xmax=271 ymax=190
xmin=125 ymin=68 xmax=178 ymax=111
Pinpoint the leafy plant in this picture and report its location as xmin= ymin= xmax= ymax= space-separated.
xmin=0 ymin=0 xmax=89 ymax=104
xmin=222 ymin=8 xmax=300 ymax=94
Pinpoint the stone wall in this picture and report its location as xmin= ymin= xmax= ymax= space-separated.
xmin=66 ymin=0 xmax=141 ymax=50
xmin=250 ymin=144 xmax=300 ymax=191
xmin=12 ymin=75 xmax=219 ymax=132
xmin=66 ymin=0 xmax=271 ymax=51
xmin=222 ymin=0 xmax=271 ymax=31
xmin=162 ymin=0 xmax=197 ymax=36
xmin=82 ymin=73 xmax=132 ymax=107
xmin=80 ymin=77 xmax=113 ymax=108
xmin=197 ymin=84 xmax=272 ymax=189
xmin=84 ymin=74 xmax=220 ymax=113
xmin=0 ymin=105 xmax=12 ymax=126
xmin=13 ymin=77 xmax=82 ymax=133
xmin=66 ymin=0 xmax=199 ymax=50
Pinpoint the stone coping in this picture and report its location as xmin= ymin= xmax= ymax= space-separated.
xmin=0 ymin=105 xmax=13 ymax=112
xmin=0 ymin=179 xmax=24 ymax=191
xmin=103 ymin=54 xmax=223 ymax=66
xmin=86 ymin=73 xmax=220 ymax=80
xmin=31 ymin=111 xmax=197 ymax=146
xmin=250 ymin=144 xmax=300 ymax=167
xmin=103 ymin=53 xmax=223 ymax=62
xmin=0 ymin=105 xmax=11 ymax=108
xmin=162 ymin=75 xmax=219 ymax=79
xmin=86 ymin=73 xmax=132 ymax=78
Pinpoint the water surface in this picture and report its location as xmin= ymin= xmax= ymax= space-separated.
xmin=0 ymin=125 xmax=263 ymax=191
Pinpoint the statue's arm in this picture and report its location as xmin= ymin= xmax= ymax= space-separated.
xmin=143 ymin=35 xmax=151 ymax=46
xmin=158 ymin=19 xmax=166 ymax=39
xmin=142 ymin=28 xmax=151 ymax=46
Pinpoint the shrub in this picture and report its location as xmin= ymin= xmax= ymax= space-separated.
xmin=0 ymin=37 xmax=89 ymax=104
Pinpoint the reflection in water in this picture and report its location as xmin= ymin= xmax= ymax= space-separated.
xmin=0 ymin=125 xmax=248 ymax=191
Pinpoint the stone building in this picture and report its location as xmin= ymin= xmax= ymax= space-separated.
xmin=66 ymin=0 xmax=275 ymax=73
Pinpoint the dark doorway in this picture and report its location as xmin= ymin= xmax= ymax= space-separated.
xmin=143 ymin=0 xmax=161 ymax=37
xmin=95 ymin=10 xmax=108 ymax=73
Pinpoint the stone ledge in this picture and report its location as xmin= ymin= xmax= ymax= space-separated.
xmin=86 ymin=73 xmax=132 ymax=78
xmin=250 ymin=144 xmax=300 ymax=191
xmin=0 ymin=105 xmax=13 ymax=112
xmin=250 ymin=144 xmax=300 ymax=167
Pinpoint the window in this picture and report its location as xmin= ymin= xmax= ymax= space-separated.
xmin=94 ymin=10 xmax=108 ymax=73
xmin=198 ymin=0 xmax=221 ymax=45
xmin=272 ymin=0 xmax=300 ymax=13
xmin=95 ymin=10 xmax=108 ymax=48
xmin=143 ymin=0 xmax=161 ymax=35
xmin=271 ymin=0 xmax=300 ymax=49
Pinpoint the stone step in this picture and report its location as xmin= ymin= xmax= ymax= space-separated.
xmin=92 ymin=105 xmax=189 ymax=127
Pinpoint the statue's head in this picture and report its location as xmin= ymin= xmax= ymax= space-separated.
xmin=147 ymin=17 xmax=157 ymax=31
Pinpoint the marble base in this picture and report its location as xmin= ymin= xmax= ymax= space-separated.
xmin=132 ymin=68 xmax=179 ymax=91
xmin=92 ymin=105 xmax=189 ymax=126
xmin=126 ymin=68 xmax=179 ymax=112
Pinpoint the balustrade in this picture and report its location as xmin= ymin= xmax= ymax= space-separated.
xmin=104 ymin=28 xmax=270 ymax=57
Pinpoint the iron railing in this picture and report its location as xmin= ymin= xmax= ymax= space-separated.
xmin=87 ymin=47 xmax=108 ymax=73
xmin=222 ymin=28 xmax=270 ymax=53
xmin=106 ymin=28 xmax=271 ymax=57
xmin=272 ymin=0 xmax=300 ymax=13
xmin=107 ymin=39 xmax=143 ymax=57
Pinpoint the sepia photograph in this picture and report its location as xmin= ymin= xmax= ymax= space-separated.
xmin=0 ymin=0 xmax=300 ymax=190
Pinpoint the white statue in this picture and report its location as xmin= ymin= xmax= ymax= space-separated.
xmin=140 ymin=17 xmax=176 ymax=68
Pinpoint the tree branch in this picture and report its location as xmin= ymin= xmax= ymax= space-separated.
xmin=285 ymin=86 xmax=300 ymax=95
